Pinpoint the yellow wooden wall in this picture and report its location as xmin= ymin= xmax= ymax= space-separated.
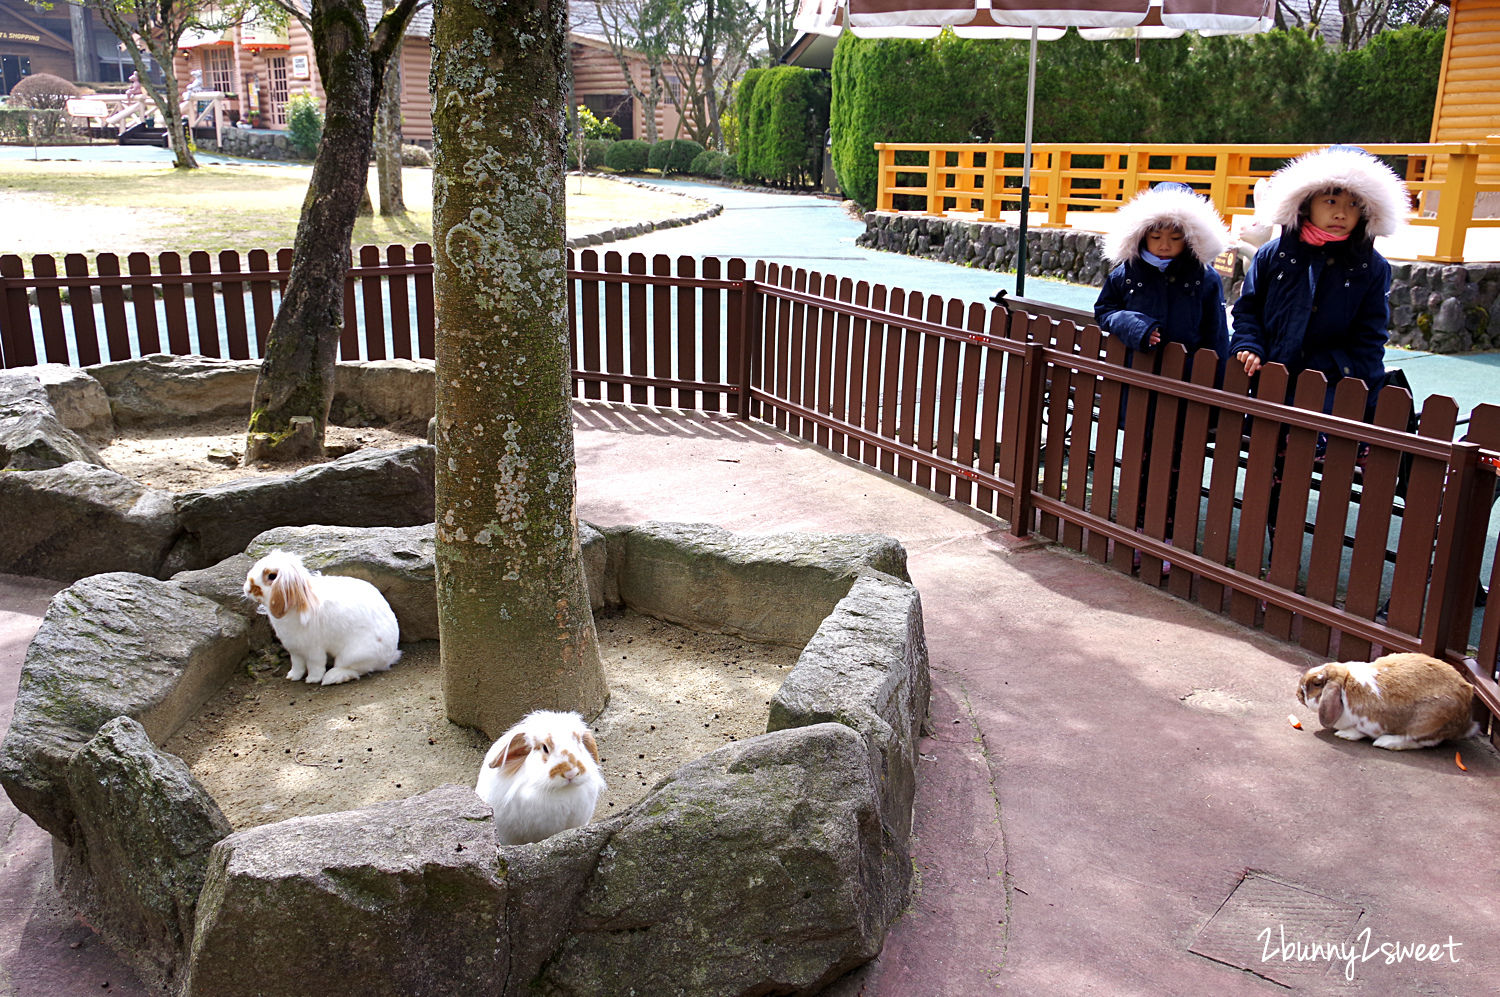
xmin=1429 ymin=0 xmax=1500 ymax=200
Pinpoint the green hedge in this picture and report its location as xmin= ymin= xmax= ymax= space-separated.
xmin=0 ymin=107 xmax=66 ymax=143
xmin=567 ymin=138 xmax=612 ymax=170
xmin=604 ymin=138 xmax=650 ymax=172
xmin=649 ymin=139 xmax=705 ymax=174
xmin=735 ymin=65 xmax=829 ymax=188
xmin=689 ymin=149 xmax=736 ymax=179
xmin=734 ymin=68 xmax=764 ymax=181
xmin=830 ymin=27 xmax=1446 ymax=205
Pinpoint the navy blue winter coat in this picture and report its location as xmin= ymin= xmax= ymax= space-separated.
xmin=1094 ymin=255 xmax=1230 ymax=361
xmin=1229 ymin=232 xmax=1391 ymax=394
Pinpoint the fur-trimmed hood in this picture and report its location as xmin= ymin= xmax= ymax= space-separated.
xmin=1103 ymin=183 xmax=1231 ymax=265
xmin=1256 ymin=146 xmax=1410 ymax=239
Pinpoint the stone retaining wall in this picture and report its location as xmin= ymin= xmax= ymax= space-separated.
xmin=210 ymin=127 xmax=312 ymax=162
xmin=858 ymin=211 xmax=1500 ymax=354
xmin=0 ymin=522 xmax=930 ymax=997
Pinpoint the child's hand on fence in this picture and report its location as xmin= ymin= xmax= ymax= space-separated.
xmin=1236 ymin=350 xmax=1262 ymax=376
xmin=1147 ymin=327 xmax=1162 ymax=348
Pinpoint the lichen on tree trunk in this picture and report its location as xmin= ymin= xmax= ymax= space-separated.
xmin=431 ymin=0 xmax=608 ymax=736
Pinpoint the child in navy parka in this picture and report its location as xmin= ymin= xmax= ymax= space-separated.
xmin=1094 ymin=181 xmax=1231 ymax=366
xmin=1230 ymin=146 xmax=1408 ymax=414
xmin=1092 ymin=183 xmax=1232 ymax=565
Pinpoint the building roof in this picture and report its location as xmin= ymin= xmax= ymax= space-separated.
xmin=364 ymin=0 xmax=434 ymax=40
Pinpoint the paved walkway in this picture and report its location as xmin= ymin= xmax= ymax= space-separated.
xmin=5 ymin=406 xmax=1497 ymax=995
xmin=3 ymin=149 xmax=1499 ymax=995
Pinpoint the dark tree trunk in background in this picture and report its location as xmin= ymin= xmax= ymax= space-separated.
xmin=432 ymin=0 xmax=608 ymax=737
xmin=376 ymin=14 xmax=406 ymax=217
xmin=246 ymin=0 xmax=420 ymax=461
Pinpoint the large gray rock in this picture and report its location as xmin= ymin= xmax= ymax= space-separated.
xmin=332 ymin=359 xmax=435 ymax=426
xmin=169 ymin=444 xmax=436 ymax=572
xmin=5 ymin=523 xmax=928 ymax=996
xmin=603 ymin=522 xmax=909 ymax=645
xmin=33 ymin=363 xmax=114 ymax=440
xmin=538 ymin=724 xmax=890 ymax=997
xmin=771 ymin=569 xmax=931 ymax=854
xmin=0 ymin=369 xmax=106 ymax=469
xmin=85 ymin=354 xmax=260 ymax=426
xmin=0 ymin=572 xmax=254 ymax=840
xmin=0 ymin=462 xmax=180 ymax=581
xmin=244 ymin=523 xmax=439 ymax=641
xmin=59 ymin=716 xmax=231 ymax=993
xmin=183 ymin=785 xmax=511 ymax=997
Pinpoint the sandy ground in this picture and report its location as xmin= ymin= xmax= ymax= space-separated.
xmin=107 ymin=421 xmax=798 ymax=829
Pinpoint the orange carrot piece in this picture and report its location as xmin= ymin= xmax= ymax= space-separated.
xmin=1456 ymin=752 xmax=1467 ymax=772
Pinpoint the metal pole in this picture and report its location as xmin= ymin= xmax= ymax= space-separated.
xmin=1017 ymin=27 xmax=1038 ymax=298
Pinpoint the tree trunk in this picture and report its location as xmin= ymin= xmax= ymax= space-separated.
xmin=432 ymin=0 xmax=608 ymax=737
xmin=376 ymin=33 xmax=406 ymax=216
xmin=163 ymin=70 xmax=197 ymax=170
xmin=246 ymin=0 xmax=379 ymax=462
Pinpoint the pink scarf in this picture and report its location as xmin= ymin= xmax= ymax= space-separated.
xmin=1300 ymin=221 xmax=1349 ymax=247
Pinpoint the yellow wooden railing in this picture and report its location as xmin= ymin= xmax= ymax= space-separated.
xmin=873 ymin=142 xmax=1500 ymax=264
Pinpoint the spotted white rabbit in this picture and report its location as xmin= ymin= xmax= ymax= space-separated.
xmin=243 ymin=550 xmax=401 ymax=686
xmin=1296 ymin=653 xmax=1477 ymax=750
xmin=476 ymin=710 xmax=606 ymax=845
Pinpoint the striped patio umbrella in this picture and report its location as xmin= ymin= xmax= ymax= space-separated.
xmin=795 ymin=0 xmax=1274 ymax=294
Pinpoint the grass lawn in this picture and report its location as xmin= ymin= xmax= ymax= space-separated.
xmin=0 ymin=161 xmax=709 ymax=270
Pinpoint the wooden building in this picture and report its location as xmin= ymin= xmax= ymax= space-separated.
xmin=1428 ymin=0 xmax=1500 ymax=213
xmin=169 ymin=9 xmax=686 ymax=146
xmin=1 ymin=0 xmax=78 ymax=95
xmin=569 ymin=31 xmax=686 ymax=142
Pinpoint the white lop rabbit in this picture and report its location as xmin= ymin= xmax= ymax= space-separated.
xmin=476 ymin=710 xmax=606 ymax=845
xmin=243 ymin=550 xmax=401 ymax=686
xmin=1296 ymin=652 xmax=1477 ymax=750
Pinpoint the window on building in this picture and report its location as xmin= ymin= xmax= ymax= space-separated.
xmin=1 ymin=55 xmax=32 ymax=97
xmin=582 ymin=92 xmax=632 ymax=140
xmin=201 ymin=46 xmax=233 ymax=93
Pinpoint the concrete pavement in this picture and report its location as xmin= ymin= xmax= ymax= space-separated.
xmin=6 ymin=404 xmax=1496 ymax=996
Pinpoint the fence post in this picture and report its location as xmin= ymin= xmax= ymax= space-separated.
xmin=1423 ymin=441 xmax=1485 ymax=658
xmin=876 ymin=144 xmax=896 ymax=213
xmin=0 ymin=254 xmax=38 ymax=369
xmin=729 ymin=269 xmax=758 ymax=420
xmin=1420 ymin=146 xmax=1480 ymax=264
xmin=1008 ymin=341 xmax=1046 ymax=538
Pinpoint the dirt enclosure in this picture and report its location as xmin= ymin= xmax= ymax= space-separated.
xmin=105 ymin=419 xmax=799 ymax=828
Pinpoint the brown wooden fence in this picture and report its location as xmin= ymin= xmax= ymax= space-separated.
xmin=2 ymin=245 xmax=1497 ymax=745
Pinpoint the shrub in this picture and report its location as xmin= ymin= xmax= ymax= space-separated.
xmin=567 ymin=138 xmax=612 ymax=170
xmin=603 ymin=138 xmax=650 ymax=173
xmin=648 ymin=139 xmax=705 ymax=174
xmin=738 ymin=65 xmax=829 ymax=188
xmin=285 ymin=92 xmax=323 ymax=157
xmin=734 ymin=68 xmax=764 ymax=181
xmin=400 ymin=143 xmax=432 ymax=167
xmin=829 ymin=27 xmax=1445 ymax=207
xmin=689 ymin=149 xmax=736 ymax=180
xmin=576 ymin=103 xmax=620 ymax=141
xmin=7 ymin=73 xmax=81 ymax=110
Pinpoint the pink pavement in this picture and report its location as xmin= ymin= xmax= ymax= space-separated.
xmin=2 ymin=403 xmax=1496 ymax=996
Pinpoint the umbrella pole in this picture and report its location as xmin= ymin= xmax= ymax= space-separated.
xmin=1017 ymin=27 xmax=1038 ymax=298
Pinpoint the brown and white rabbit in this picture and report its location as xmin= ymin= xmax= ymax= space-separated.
xmin=243 ymin=550 xmax=401 ymax=686
xmin=1296 ymin=653 xmax=1477 ymax=750
xmin=475 ymin=710 xmax=606 ymax=845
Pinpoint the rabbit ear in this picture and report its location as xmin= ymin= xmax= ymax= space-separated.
xmin=488 ymin=731 xmax=532 ymax=775
xmin=581 ymin=731 xmax=600 ymax=765
xmin=1318 ymin=676 xmax=1346 ymax=728
xmin=268 ymin=559 xmax=318 ymax=623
